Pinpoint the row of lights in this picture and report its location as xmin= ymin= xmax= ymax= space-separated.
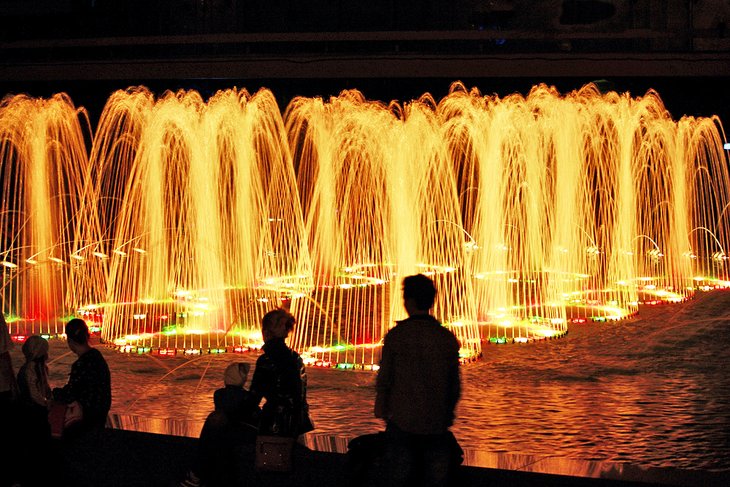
xmin=115 ymin=344 xmax=256 ymax=355
xmin=486 ymin=329 xmax=569 ymax=344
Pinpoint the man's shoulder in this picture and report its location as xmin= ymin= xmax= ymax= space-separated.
xmin=386 ymin=316 xmax=459 ymax=343
xmin=83 ymin=347 xmax=109 ymax=365
xmin=395 ymin=315 xmax=454 ymax=334
xmin=256 ymin=346 xmax=302 ymax=368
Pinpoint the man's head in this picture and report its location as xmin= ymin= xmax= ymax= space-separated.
xmin=402 ymin=273 xmax=437 ymax=315
xmin=261 ymin=308 xmax=296 ymax=342
xmin=65 ymin=318 xmax=90 ymax=353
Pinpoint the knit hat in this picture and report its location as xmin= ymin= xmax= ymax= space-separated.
xmin=223 ymin=362 xmax=250 ymax=387
xmin=22 ymin=335 xmax=49 ymax=362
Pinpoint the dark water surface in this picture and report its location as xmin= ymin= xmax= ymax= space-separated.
xmin=28 ymin=290 xmax=730 ymax=473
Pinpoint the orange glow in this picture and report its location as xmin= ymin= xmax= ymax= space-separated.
xmin=1 ymin=82 xmax=728 ymax=365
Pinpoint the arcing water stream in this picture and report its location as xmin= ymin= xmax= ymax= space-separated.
xmin=1 ymin=82 xmax=728 ymax=368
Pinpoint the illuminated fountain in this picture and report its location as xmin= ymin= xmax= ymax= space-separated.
xmin=87 ymin=87 xmax=312 ymax=352
xmin=441 ymin=82 xmax=728 ymax=339
xmin=0 ymin=93 xmax=101 ymax=333
xmin=1 ymin=82 xmax=728 ymax=366
xmin=286 ymin=90 xmax=481 ymax=366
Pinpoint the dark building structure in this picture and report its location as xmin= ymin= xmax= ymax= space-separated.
xmin=0 ymin=1 xmax=729 ymax=121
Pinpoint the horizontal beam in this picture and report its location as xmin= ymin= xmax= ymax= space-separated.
xmin=2 ymin=52 xmax=729 ymax=81
xmin=0 ymin=29 xmax=679 ymax=49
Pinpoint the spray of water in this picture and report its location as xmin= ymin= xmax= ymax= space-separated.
xmin=1 ymin=82 xmax=727 ymax=366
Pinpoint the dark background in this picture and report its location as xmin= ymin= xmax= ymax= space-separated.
xmin=1 ymin=78 xmax=727 ymax=136
xmin=1 ymin=1 xmax=729 ymax=129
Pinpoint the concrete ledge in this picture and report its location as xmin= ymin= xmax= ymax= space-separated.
xmin=53 ymin=427 xmax=729 ymax=487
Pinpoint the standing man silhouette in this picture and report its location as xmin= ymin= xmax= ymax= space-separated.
xmin=375 ymin=274 xmax=461 ymax=487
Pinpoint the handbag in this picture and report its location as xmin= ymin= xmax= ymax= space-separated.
xmin=48 ymin=400 xmax=83 ymax=439
xmin=255 ymin=435 xmax=295 ymax=472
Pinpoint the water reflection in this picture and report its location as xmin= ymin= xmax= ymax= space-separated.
xmin=106 ymin=413 xmax=728 ymax=486
xmin=14 ymin=290 xmax=730 ymax=476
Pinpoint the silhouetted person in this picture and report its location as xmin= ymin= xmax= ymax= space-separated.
xmin=17 ymin=335 xmax=53 ymax=418
xmin=0 ymin=313 xmax=17 ymax=407
xmin=179 ymin=362 xmax=261 ymax=487
xmin=53 ymin=318 xmax=112 ymax=487
xmin=375 ymin=274 xmax=461 ymax=487
xmin=248 ymin=308 xmax=314 ymax=473
xmin=250 ymin=308 xmax=314 ymax=440
xmin=53 ymin=318 xmax=111 ymax=436
xmin=16 ymin=335 xmax=55 ymax=486
xmin=0 ymin=313 xmax=20 ymax=487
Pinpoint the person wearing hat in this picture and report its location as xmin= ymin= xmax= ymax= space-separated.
xmin=17 ymin=335 xmax=53 ymax=413
xmin=215 ymin=362 xmax=259 ymax=427
xmin=16 ymin=335 xmax=55 ymax=486
xmin=179 ymin=362 xmax=260 ymax=487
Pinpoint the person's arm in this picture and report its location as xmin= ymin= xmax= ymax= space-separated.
xmin=55 ymin=351 xmax=110 ymax=424
xmin=374 ymin=334 xmax=393 ymax=420
xmin=27 ymin=364 xmax=51 ymax=408
xmin=294 ymin=354 xmax=314 ymax=434
xmin=446 ymin=337 xmax=461 ymax=423
xmin=248 ymin=356 xmax=267 ymax=407
xmin=52 ymin=362 xmax=76 ymax=404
